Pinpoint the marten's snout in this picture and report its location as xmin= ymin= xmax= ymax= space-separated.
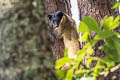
xmin=48 ymin=11 xmax=64 ymax=27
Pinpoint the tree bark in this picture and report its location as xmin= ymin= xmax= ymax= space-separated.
xmin=78 ymin=0 xmax=118 ymax=21
xmin=77 ymin=0 xmax=119 ymax=79
xmin=44 ymin=0 xmax=72 ymax=60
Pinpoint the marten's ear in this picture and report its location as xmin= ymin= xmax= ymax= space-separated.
xmin=59 ymin=15 xmax=66 ymax=27
xmin=47 ymin=14 xmax=52 ymax=20
xmin=57 ymin=11 xmax=64 ymax=19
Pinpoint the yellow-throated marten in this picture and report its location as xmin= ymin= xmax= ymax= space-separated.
xmin=48 ymin=11 xmax=80 ymax=59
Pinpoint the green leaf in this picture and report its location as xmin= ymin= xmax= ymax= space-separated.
xmin=102 ymin=57 xmax=115 ymax=71
xmin=56 ymin=70 xmax=66 ymax=79
xmin=64 ymin=48 xmax=68 ymax=57
xmin=75 ymin=69 xmax=89 ymax=75
xmin=110 ymin=16 xmax=120 ymax=30
xmin=103 ymin=16 xmax=114 ymax=30
xmin=103 ymin=16 xmax=120 ymax=30
xmin=100 ymin=16 xmax=108 ymax=27
xmin=78 ymin=22 xmax=89 ymax=33
xmin=55 ymin=58 xmax=73 ymax=69
xmin=65 ymin=67 xmax=75 ymax=80
xmin=86 ymin=77 xmax=95 ymax=80
xmin=87 ymin=47 xmax=94 ymax=55
xmin=76 ymin=50 xmax=86 ymax=69
xmin=112 ymin=38 xmax=120 ymax=61
xmin=94 ymin=31 xmax=114 ymax=40
xmin=83 ymin=16 xmax=100 ymax=32
xmin=82 ymin=32 xmax=90 ymax=42
xmin=112 ymin=1 xmax=120 ymax=9
xmin=105 ymin=37 xmax=120 ymax=62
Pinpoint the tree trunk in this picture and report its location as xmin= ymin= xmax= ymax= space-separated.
xmin=78 ymin=0 xmax=118 ymax=21
xmin=44 ymin=0 xmax=72 ymax=60
xmin=77 ymin=0 xmax=119 ymax=79
xmin=0 ymin=0 xmax=57 ymax=80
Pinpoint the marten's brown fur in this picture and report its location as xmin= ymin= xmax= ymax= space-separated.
xmin=48 ymin=11 xmax=80 ymax=59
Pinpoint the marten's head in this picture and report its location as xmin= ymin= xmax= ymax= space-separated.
xmin=48 ymin=11 xmax=66 ymax=27
xmin=48 ymin=11 xmax=67 ymax=39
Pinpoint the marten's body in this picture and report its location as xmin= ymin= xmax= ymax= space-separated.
xmin=48 ymin=11 xmax=80 ymax=59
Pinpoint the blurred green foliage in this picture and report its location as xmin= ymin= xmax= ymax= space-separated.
xmin=0 ymin=0 xmax=57 ymax=80
xmin=55 ymin=15 xmax=120 ymax=80
xmin=112 ymin=1 xmax=120 ymax=9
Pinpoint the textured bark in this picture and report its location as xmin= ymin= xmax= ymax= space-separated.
xmin=44 ymin=0 xmax=72 ymax=60
xmin=77 ymin=0 xmax=120 ymax=80
xmin=44 ymin=0 xmax=71 ymax=15
xmin=78 ymin=0 xmax=118 ymax=21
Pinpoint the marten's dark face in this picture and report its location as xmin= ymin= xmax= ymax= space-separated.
xmin=48 ymin=11 xmax=66 ymax=39
xmin=48 ymin=11 xmax=64 ymax=27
